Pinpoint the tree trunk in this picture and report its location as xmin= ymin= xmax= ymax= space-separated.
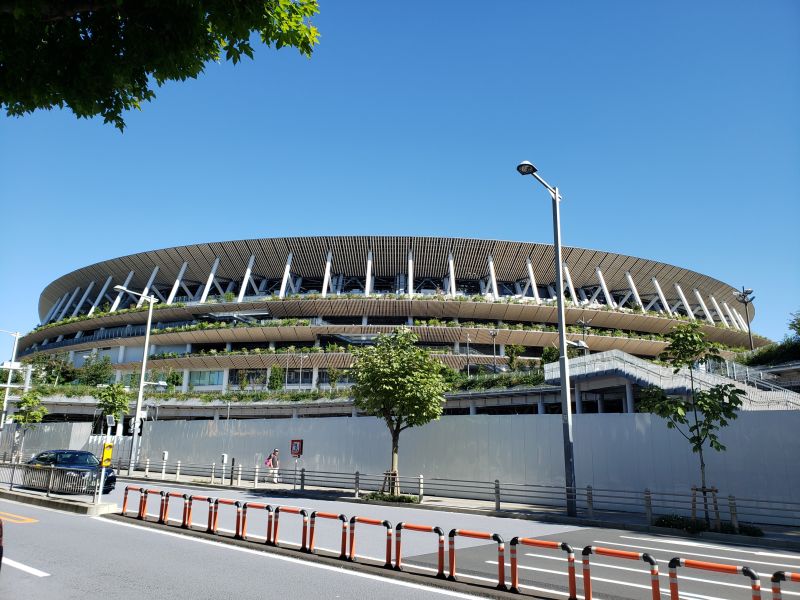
xmin=390 ymin=429 xmax=400 ymax=496
xmin=689 ymin=367 xmax=711 ymax=527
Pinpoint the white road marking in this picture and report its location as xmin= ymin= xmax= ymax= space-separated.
xmin=594 ymin=539 xmax=800 ymax=570
xmin=2 ymin=557 xmax=51 ymax=577
xmin=618 ymin=535 xmax=800 ymax=561
xmin=522 ymin=552 xmax=800 ymax=596
xmin=97 ymin=517 xmax=480 ymax=598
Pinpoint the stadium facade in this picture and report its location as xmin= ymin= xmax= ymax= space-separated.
xmin=18 ymin=236 xmax=765 ymax=419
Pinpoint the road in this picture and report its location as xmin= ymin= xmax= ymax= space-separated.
xmin=1 ymin=480 xmax=799 ymax=599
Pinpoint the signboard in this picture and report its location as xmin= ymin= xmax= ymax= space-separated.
xmin=290 ymin=439 xmax=303 ymax=458
xmin=100 ymin=443 xmax=114 ymax=467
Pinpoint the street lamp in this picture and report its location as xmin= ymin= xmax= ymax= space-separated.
xmin=732 ymin=287 xmax=755 ymax=351
xmin=517 ymin=160 xmax=577 ymax=517
xmin=0 ymin=329 xmax=21 ymax=447
xmin=114 ymin=285 xmax=157 ymax=475
xmin=489 ymin=329 xmax=498 ymax=371
xmin=576 ymin=316 xmax=592 ymax=356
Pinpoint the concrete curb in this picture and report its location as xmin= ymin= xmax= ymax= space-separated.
xmin=102 ymin=512 xmax=533 ymax=599
xmin=0 ymin=488 xmax=118 ymax=516
xmin=117 ymin=476 xmax=800 ymax=551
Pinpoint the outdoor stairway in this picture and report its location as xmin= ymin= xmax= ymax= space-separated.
xmin=544 ymin=349 xmax=800 ymax=410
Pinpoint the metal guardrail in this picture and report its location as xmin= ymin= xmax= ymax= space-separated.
xmin=124 ymin=458 xmax=800 ymax=529
xmin=0 ymin=461 xmax=105 ymax=497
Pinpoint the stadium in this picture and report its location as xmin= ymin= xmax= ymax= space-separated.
xmin=16 ymin=235 xmax=776 ymax=422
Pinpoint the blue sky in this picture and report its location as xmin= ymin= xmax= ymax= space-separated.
xmin=1 ymin=0 xmax=798 ymax=358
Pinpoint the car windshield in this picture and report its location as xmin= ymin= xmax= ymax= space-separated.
xmin=55 ymin=452 xmax=99 ymax=467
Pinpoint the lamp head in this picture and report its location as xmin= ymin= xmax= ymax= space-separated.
xmin=743 ymin=288 xmax=753 ymax=295
xmin=113 ymin=285 xmax=125 ymax=292
xmin=517 ymin=161 xmax=538 ymax=176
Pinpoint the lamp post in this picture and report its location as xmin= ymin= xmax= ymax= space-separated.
xmin=489 ymin=329 xmax=498 ymax=370
xmin=517 ymin=160 xmax=577 ymax=517
xmin=0 ymin=329 xmax=21 ymax=450
xmin=576 ymin=317 xmax=592 ymax=356
xmin=114 ymin=285 xmax=157 ymax=475
xmin=732 ymin=287 xmax=755 ymax=351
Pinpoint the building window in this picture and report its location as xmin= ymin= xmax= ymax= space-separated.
xmin=189 ymin=370 xmax=223 ymax=386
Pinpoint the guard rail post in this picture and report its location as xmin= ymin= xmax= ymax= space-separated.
xmin=186 ymin=496 xmax=215 ymax=532
xmin=160 ymin=491 xmax=187 ymax=525
xmin=210 ymin=462 xmax=215 ymax=484
xmin=772 ymin=571 xmax=800 ymax=599
xmin=729 ymin=495 xmax=740 ymax=534
xmin=582 ymin=546 xmax=659 ymax=600
xmin=161 ymin=458 xmax=167 ymax=480
xmin=348 ymin=516 xmax=392 ymax=568
xmin=395 ymin=522 xmax=445 ymax=578
xmin=354 ymin=471 xmax=360 ymax=499
xmin=586 ymin=485 xmax=594 ymax=519
xmin=46 ymin=465 xmax=56 ymax=497
xmin=494 ymin=479 xmax=501 ymax=511
xmin=240 ymin=502 xmax=272 ymax=544
xmin=644 ymin=488 xmax=653 ymax=524
xmin=418 ymin=475 xmax=424 ymax=502
xmin=509 ymin=538 xmax=575 ymax=598
xmin=300 ymin=468 xmax=306 ymax=491
xmin=211 ymin=498 xmax=242 ymax=538
xmin=8 ymin=463 xmax=16 ymax=490
xmin=176 ymin=461 xmax=181 ymax=482
xmin=237 ymin=464 xmax=242 ymax=486
xmin=669 ymin=557 xmax=761 ymax=600
xmin=273 ymin=506 xmax=309 ymax=551
xmin=122 ymin=485 xmax=143 ymax=516
xmin=308 ymin=511 xmax=347 ymax=558
xmin=711 ymin=487 xmax=721 ymax=531
xmin=139 ymin=488 xmax=164 ymax=521
xmin=145 ymin=458 xmax=150 ymax=478
xmin=448 ymin=529 xmax=507 ymax=591
xmin=254 ymin=465 xmax=259 ymax=488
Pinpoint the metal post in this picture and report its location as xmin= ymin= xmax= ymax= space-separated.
xmin=144 ymin=458 xmax=150 ymax=478
xmin=210 ymin=462 xmax=215 ymax=484
xmin=644 ymin=488 xmax=653 ymax=524
xmin=728 ymin=495 xmax=739 ymax=534
xmin=418 ymin=474 xmax=424 ymax=502
xmin=466 ymin=336 xmax=471 ymax=377
xmin=176 ymin=460 xmax=181 ymax=482
xmin=230 ymin=457 xmax=236 ymax=486
xmin=711 ymin=487 xmax=721 ymax=531
xmin=161 ymin=458 xmax=167 ymax=480
xmin=552 ymin=186 xmax=577 ymax=517
xmin=46 ymin=465 xmax=55 ymax=497
xmin=490 ymin=330 xmax=497 ymax=371
xmin=300 ymin=467 xmax=306 ymax=491
xmin=354 ymin=471 xmax=360 ymax=499
xmin=254 ymin=464 xmax=259 ymax=488
xmin=586 ymin=485 xmax=594 ymax=518
xmin=128 ymin=297 xmax=155 ymax=475
xmin=494 ymin=479 xmax=501 ymax=511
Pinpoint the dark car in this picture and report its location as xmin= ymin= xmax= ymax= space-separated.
xmin=25 ymin=450 xmax=116 ymax=494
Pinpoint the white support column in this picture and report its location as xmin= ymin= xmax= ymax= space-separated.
xmin=167 ymin=262 xmax=189 ymax=305
xmin=651 ymin=277 xmax=672 ymax=315
xmin=723 ymin=302 xmax=741 ymax=330
xmin=709 ymin=295 xmax=730 ymax=327
xmin=199 ymin=257 xmax=220 ymax=304
xmin=137 ymin=266 xmax=160 ymax=307
xmin=86 ymin=275 xmax=114 ymax=316
xmin=278 ymin=253 xmax=293 ymax=299
xmin=563 ymin=264 xmax=578 ymax=306
xmin=674 ymin=284 xmax=695 ymax=321
xmin=236 ymin=255 xmax=255 ymax=303
xmin=733 ymin=307 xmax=748 ymax=330
xmin=71 ymin=281 xmax=95 ymax=317
xmin=311 ymin=366 xmax=319 ymax=390
xmin=625 ymin=271 xmax=644 ymax=310
xmin=181 ymin=369 xmax=189 ymax=393
xmin=407 ymin=249 xmax=414 ymax=296
xmin=487 ymin=255 xmax=499 ymax=300
xmin=110 ymin=271 xmax=135 ymax=312
xmin=364 ymin=250 xmax=373 ymax=297
xmin=117 ymin=345 xmax=126 ymax=364
xmin=693 ymin=289 xmax=715 ymax=325
xmin=43 ymin=295 xmax=66 ymax=324
xmin=57 ymin=286 xmax=82 ymax=321
xmin=525 ymin=258 xmax=541 ymax=304
xmin=448 ymin=252 xmax=456 ymax=297
xmin=221 ymin=368 xmax=229 ymax=393
xmin=625 ymin=381 xmax=635 ymax=413
xmin=595 ymin=268 xmax=616 ymax=308
xmin=321 ymin=250 xmax=333 ymax=298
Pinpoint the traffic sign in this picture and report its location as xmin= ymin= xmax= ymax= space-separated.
xmin=290 ymin=439 xmax=303 ymax=458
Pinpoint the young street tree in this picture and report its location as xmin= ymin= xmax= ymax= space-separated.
xmin=95 ymin=383 xmax=131 ymax=428
xmin=0 ymin=1 xmax=320 ymax=130
xmin=639 ymin=322 xmax=745 ymax=525
xmin=12 ymin=389 xmax=48 ymax=459
xmin=350 ymin=328 xmax=451 ymax=495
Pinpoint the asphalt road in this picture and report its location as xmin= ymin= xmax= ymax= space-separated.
xmin=2 ymin=480 xmax=800 ymax=599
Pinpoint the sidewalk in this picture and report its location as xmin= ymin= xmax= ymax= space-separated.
xmin=118 ymin=470 xmax=800 ymax=551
